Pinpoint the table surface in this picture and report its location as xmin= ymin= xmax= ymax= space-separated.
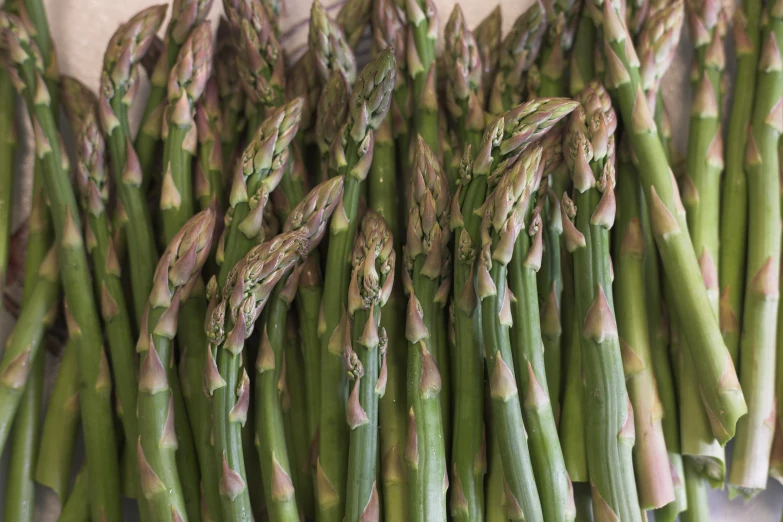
xmin=0 ymin=0 xmax=780 ymax=520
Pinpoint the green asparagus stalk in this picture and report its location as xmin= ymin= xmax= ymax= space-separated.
xmin=506 ymin=175 xmax=573 ymax=519
xmin=135 ymin=0 xmax=213 ymax=188
xmin=216 ymin=18 xmax=246 ymax=173
xmin=195 ymin=78 xmax=225 ymax=211
xmin=719 ymin=0 xmax=762 ymax=367
xmin=136 ymin=210 xmax=215 ymax=521
xmin=310 ymin=0 xmax=357 ymax=85
xmin=474 ymin=6 xmax=502 ymax=105
xmin=0 ymin=67 xmax=15 ymax=311
xmin=730 ymin=0 xmax=783 ymax=498
xmin=100 ymin=5 xmax=167 ymax=323
xmin=595 ymin=0 xmax=746 ymax=443
xmin=680 ymin=460 xmax=711 ymax=522
xmin=206 ymin=229 xmax=308 ymax=522
xmin=57 ymin=467 xmax=89 ymax=522
xmin=344 ymin=211 xmax=395 ymax=522
xmin=286 ymin=51 xmax=320 ymax=144
xmin=404 ymin=136 xmax=451 ymax=521
xmin=337 ymin=0 xmax=373 ymax=49
xmin=315 ymin=71 xmax=350 ymax=180
xmin=537 ymin=0 xmax=581 ymax=97
xmin=484 ymin=429 xmax=504 ymax=522
xmin=2 ymin=12 xmax=125 ymax=520
xmin=406 ymin=0 xmax=438 ymax=149
xmin=489 ymin=1 xmax=547 ymax=115
xmin=569 ymin=10 xmax=595 ymax=96
xmin=563 ymin=81 xmax=641 ymax=522
xmin=444 ymin=5 xmax=484 ymax=155
xmin=317 ymin=49 xmax=395 ymax=522
xmin=478 ymin=144 xmax=544 ymax=522
xmin=613 ymin=139 xmax=675 ymax=509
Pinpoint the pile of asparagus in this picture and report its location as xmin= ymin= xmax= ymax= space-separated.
xmin=0 ymin=0 xmax=780 ymax=520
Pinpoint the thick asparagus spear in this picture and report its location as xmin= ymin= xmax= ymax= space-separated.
xmin=2 ymin=12 xmax=124 ymax=520
xmin=100 ymin=5 xmax=167 ymax=323
xmin=404 ymin=136 xmax=451 ymax=521
xmin=317 ymin=49 xmax=395 ymax=522
xmin=730 ymin=0 xmax=783 ymax=498
xmin=406 ymin=0 xmax=438 ymax=149
xmin=345 ymin=211 xmax=395 ymax=522
xmin=613 ymin=139 xmax=675 ymax=509
xmin=206 ymin=229 xmax=308 ymax=522
xmin=563 ymin=81 xmax=641 ymax=522
xmin=135 ymin=0 xmax=213 ymax=187
xmin=478 ymin=144 xmax=544 ymax=522
xmin=595 ymin=0 xmax=746 ymax=443
xmin=719 ymin=0 xmax=762 ymax=367
xmin=136 ymin=210 xmax=215 ymax=521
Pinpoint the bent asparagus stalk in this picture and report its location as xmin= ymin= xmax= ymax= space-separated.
xmin=2 ymin=12 xmax=124 ymax=520
xmin=730 ymin=0 xmax=783 ymax=498
xmin=345 ymin=211 xmax=395 ymax=522
xmin=596 ymin=0 xmax=746 ymax=443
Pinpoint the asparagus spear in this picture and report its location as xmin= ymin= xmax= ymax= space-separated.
xmin=315 ymin=71 xmax=350 ymax=180
xmin=344 ymin=211 xmax=395 ymax=522
xmin=537 ymin=0 xmax=581 ymax=97
xmin=478 ymin=144 xmax=544 ymax=522
xmin=337 ymin=0 xmax=373 ymax=48
xmin=195 ymin=79 xmax=224 ymax=212
xmin=406 ymin=0 xmax=438 ymax=149
xmin=216 ymin=18 xmax=246 ymax=173
xmin=136 ymin=210 xmax=215 ymax=521
xmin=730 ymin=0 xmax=783 ymax=498
xmin=489 ymin=0 xmax=547 ymax=115
xmin=719 ymin=0 xmax=762 ymax=367
xmin=57 ymin=467 xmax=90 ymax=522
xmin=680 ymin=460 xmax=710 ymax=522
xmin=613 ymin=138 xmax=675 ymax=509
xmin=135 ymin=0 xmax=213 ymax=187
xmin=474 ymin=6 xmax=502 ymax=105
xmin=0 ymin=67 xmax=15 ymax=313
xmin=310 ymin=0 xmax=356 ymax=85
xmin=254 ymin=177 xmax=343 ymax=522
xmin=100 ymin=5 xmax=167 ymax=324
xmin=2 ymin=12 xmax=125 ymax=520
xmin=569 ymin=10 xmax=596 ymax=96
xmin=206 ymin=229 xmax=308 ymax=522
xmin=563 ymin=81 xmax=641 ymax=522
xmin=596 ymin=0 xmax=746 ymax=443
xmin=404 ymin=136 xmax=451 ymax=521
xmin=317 ymin=49 xmax=395 ymax=522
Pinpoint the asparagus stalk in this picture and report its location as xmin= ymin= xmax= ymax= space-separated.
xmin=404 ymin=136 xmax=451 ymax=521
xmin=506 ymin=174 xmax=572 ymax=519
xmin=216 ymin=18 xmax=246 ymax=173
xmin=57 ymin=467 xmax=89 ymax=522
xmin=569 ymin=10 xmax=595 ymax=96
xmin=474 ymin=6 xmax=502 ymax=106
xmin=100 ymin=5 xmax=167 ymax=323
xmin=406 ymin=0 xmax=438 ymax=149
xmin=563 ymin=81 xmax=641 ymax=522
xmin=680 ymin=460 xmax=711 ymax=522
xmin=613 ymin=139 xmax=675 ymax=509
xmin=315 ymin=71 xmax=350 ymax=180
xmin=0 ymin=67 xmax=15 ymax=311
xmin=2 ymin=12 xmax=125 ymax=520
xmin=596 ymin=0 xmax=746 ymax=443
xmin=537 ymin=0 xmax=581 ymax=97
xmin=317 ymin=49 xmax=395 ymax=522
xmin=337 ymin=0 xmax=373 ymax=48
xmin=345 ymin=211 xmax=395 ymax=522
xmin=136 ymin=210 xmax=215 ymax=521
xmin=135 ymin=0 xmax=213 ymax=187
xmin=719 ymin=0 xmax=762 ymax=367
xmin=206 ymin=229 xmax=308 ymax=522
xmin=195 ymin=78 xmax=225 ymax=211
xmin=730 ymin=0 xmax=783 ymax=498
xmin=478 ymin=144 xmax=544 ymax=522
xmin=310 ymin=0 xmax=357 ymax=85
xmin=489 ymin=1 xmax=547 ymax=115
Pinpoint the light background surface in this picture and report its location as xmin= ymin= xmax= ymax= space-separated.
xmin=0 ymin=0 xmax=781 ymax=520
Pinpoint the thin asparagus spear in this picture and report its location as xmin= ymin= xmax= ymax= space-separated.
xmin=719 ymin=0 xmax=762 ymax=367
xmin=474 ymin=6 xmax=502 ymax=106
xmin=57 ymin=467 xmax=89 ymax=522
xmin=537 ymin=0 xmax=581 ymax=97
xmin=730 ymin=0 xmax=783 ymax=498
xmin=680 ymin=460 xmax=711 ymax=522
xmin=405 ymin=136 xmax=451 ymax=522
xmin=0 ymin=67 xmax=15 ymax=312
xmin=206 ymin=230 xmax=308 ymax=522
xmin=136 ymin=210 xmax=215 ymax=521
xmin=484 ymin=428 xmax=504 ymax=522
xmin=478 ymin=144 xmax=544 ymax=522
xmin=337 ymin=0 xmax=373 ymax=49
xmin=569 ymin=10 xmax=595 ymax=96
xmin=216 ymin=18 xmax=246 ymax=174
xmin=596 ymin=0 xmax=746 ymax=443
xmin=406 ymin=0 xmax=438 ymax=149
xmin=135 ymin=0 xmax=213 ymax=188
xmin=345 ymin=211 xmax=395 ymax=522
xmin=196 ymin=78 xmax=225 ymax=211
xmin=506 ymin=172 xmax=572 ymax=519
xmin=563 ymin=81 xmax=641 ymax=522
xmin=489 ymin=1 xmax=547 ymax=115
xmin=35 ymin=339 xmax=79 ymax=501
xmin=315 ymin=71 xmax=350 ymax=180
xmin=613 ymin=139 xmax=675 ymax=509
xmin=100 ymin=5 xmax=167 ymax=323
xmin=559 ymin=313 xmax=587 ymax=484
xmin=2 ymin=13 xmax=123 ymax=520
xmin=317 ymin=50 xmax=395 ymax=522
xmin=286 ymin=51 xmax=320 ymax=145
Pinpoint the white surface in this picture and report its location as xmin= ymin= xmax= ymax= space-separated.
xmin=0 ymin=0 xmax=781 ymax=520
